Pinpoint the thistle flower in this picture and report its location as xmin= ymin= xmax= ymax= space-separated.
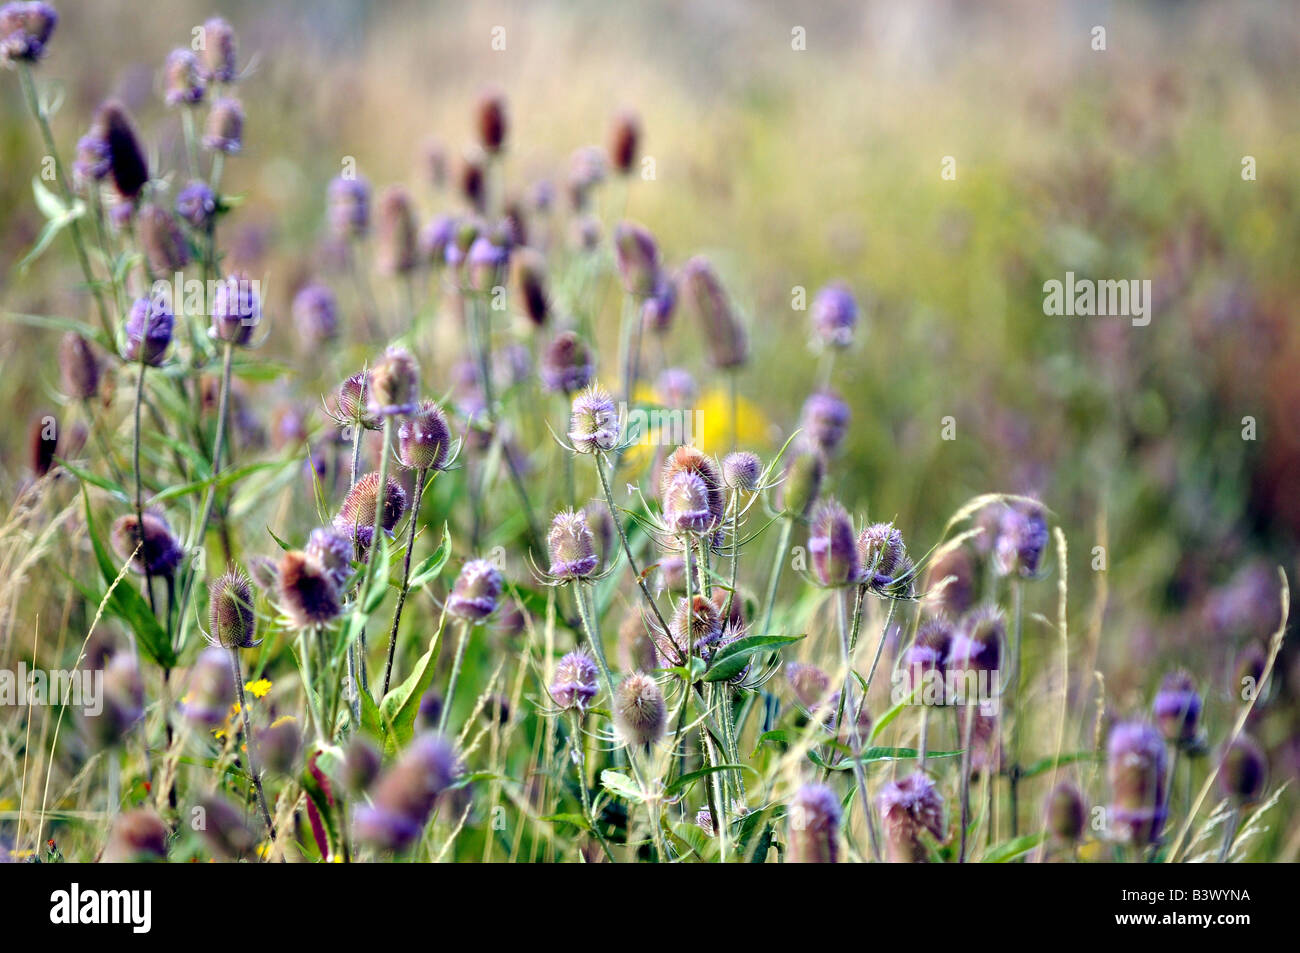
xmin=656 ymin=367 xmax=696 ymax=409
xmin=476 ymin=88 xmax=507 ymax=154
xmin=448 ymin=558 xmax=504 ymax=621
xmin=336 ymin=471 xmax=408 ymax=544
xmin=198 ymin=17 xmax=237 ymax=83
xmin=550 ymin=650 xmax=599 ymax=711
xmin=777 ymin=447 xmax=823 ymax=519
xmin=277 ymin=549 xmax=342 ymax=629
xmin=513 ymin=246 xmax=550 ymax=326
xmin=722 ymin=450 xmax=762 ymax=491
xmin=163 ymin=48 xmax=204 ymax=106
xmin=800 ymin=390 xmax=850 ymax=455
xmin=0 ymin=2 xmax=57 ymax=63
xmin=253 ymin=717 xmax=301 ymax=775
xmin=1153 ymin=671 xmax=1202 ymax=747
xmin=111 ymin=511 xmax=183 ymax=577
xmin=608 ymin=108 xmax=641 ymax=175
xmin=354 ymin=733 xmax=460 ymax=851
xmin=680 ymin=256 xmax=748 ymax=369
xmin=397 ymin=400 xmax=451 ymax=471
xmin=368 ymin=346 xmax=420 ymax=417
xmin=194 ymin=795 xmax=256 ymax=860
xmin=659 ymin=446 xmax=724 ymax=537
xmin=336 ymin=372 xmax=381 ymax=431
xmin=614 ymin=221 xmax=661 ymax=298
xmin=209 ymin=567 xmax=258 ymax=649
xmin=1219 ymin=735 xmax=1267 ymax=806
xmin=993 ymin=500 xmax=1049 ymax=578
xmin=788 ymin=783 xmax=841 ymax=863
xmin=176 ymin=180 xmax=217 ymax=230
xmin=613 ymin=672 xmax=666 ymax=747
xmin=290 ymin=283 xmax=338 ymax=346
xmin=420 ymin=213 xmax=457 ymax=266
xmin=924 ymin=545 xmax=976 ymax=617
xmin=102 ymin=809 xmax=167 ymax=862
xmin=210 ymin=272 xmax=261 ymax=346
xmin=568 ymin=385 xmax=619 ymax=453
xmin=90 ymin=101 xmax=149 ymax=200
xmin=858 ymin=521 xmax=907 ymax=587
xmin=179 ymin=645 xmax=234 ymax=727
xmin=878 ymin=772 xmax=945 ymax=863
xmin=84 ymin=652 xmax=144 ymax=747
xmin=202 ymin=96 xmax=243 ymax=154
xmin=905 ymin=615 xmax=953 ymax=703
xmin=811 ymin=281 xmax=858 ymax=348
xmin=467 ymin=234 xmax=510 ymax=292
xmin=809 ymin=500 xmax=859 ymax=587
xmin=376 ymin=185 xmax=418 ymax=275
xmin=59 ymin=332 xmax=98 ymax=399
xmin=328 ymin=175 xmax=370 ymax=239
xmin=541 ymin=331 xmax=594 ymax=395
xmin=547 ymin=509 xmax=599 ymax=580
xmin=785 ymin=661 xmax=832 ymax=710
xmin=137 ymin=203 xmax=190 ymax=273
xmin=1106 ymin=721 xmax=1168 ymax=846
xmin=1045 ymin=782 xmax=1086 ymax=844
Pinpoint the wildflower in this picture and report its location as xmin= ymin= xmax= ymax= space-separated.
xmin=1106 ymin=721 xmax=1168 ymax=846
xmin=680 ymin=256 xmax=748 ymax=369
xmin=642 ymin=276 xmax=678 ymax=335
xmin=614 ymin=221 xmax=661 ymax=298
xmin=993 ymin=500 xmax=1049 ymax=578
xmin=811 ymin=281 xmax=858 ymax=348
xmin=277 ymin=549 xmax=342 ymax=628
xmin=1219 ymin=735 xmax=1267 ymax=806
xmin=210 ymin=272 xmax=261 ymax=346
xmin=84 ymin=653 xmax=144 ymax=747
xmin=608 ymin=108 xmax=641 ymax=175
xmin=245 ymin=678 xmax=272 ymax=699
xmin=202 ymin=96 xmax=243 ymax=154
xmin=178 ymin=646 xmax=235 ymax=728
xmin=513 ymin=247 xmax=550 ymax=326
xmin=137 ymin=203 xmax=190 ymax=273
xmin=458 ymin=151 xmax=487 ymax=212
xmin=335 ymin=372 xmax=381 ymax=431
xmin=328 ymin=175 xmax=370 ymax=239
xmin=1045 ymin=782 xmax=1086 ymax=844
xmin=547 ymin=509 xmax=599 ymax=580
xmin=111 ymin=510 xmax=183 ymax=576
xmin=695 ymin=807 xmax=714 ymax=837
xmin=176 ymin=180 xmax=217 ymax=229
xmin=568 ymin=385 xmax=619 ymax=453
xmin=0 ymin=2 xmax=58 ymax=63
xmin=788 ymin=783 xmax=841 ymax=863
xmin=290 ymin=283 xmax=338 ymax=346
xmin=194 ymin=795 xmax=256 ymax=859
xmin=421 ymin=214 xmax=457 ymax=266
xmin=541 ymin=331 xmax=595 ymax=395
xmin=878 ymin=772 xmax=945 ymax=863
xmin=336 ymin=472 xmax=408 ymax=547
xmin=448 ymin=558 xmax=504 ymax=621
xmin=809 ymin=500 xmax=859 ymax=587
xmin=90 ymin=101 xmax=148 ymax=200
xmin=1152 ymin=671 xmax=1202 ymax=747
xmin=354 ymin=733 xmax=460 ymax=851
xmin=397 ymin=400 xmax=452 ymax=471
xmin=777 ymin=447 xmax=823 ymax=519
xmin=800 ymin=390 xmax=850 ymax=455
xmin=102 ymin=809 xmax=167 ymax=862
xmin=198 ymin=17 xmax=238 ymax=83
xmin=663 ymin=470 xmax=715 ymax=536
xmin=722 ymin=450 xmax=762 ymax=491
xmin=476 ymin=88 xmax=507 ymax=154
xmin=367 ymin=346 xmax=420 ymax=417
xmin=655 ymin=595 xmax=722 ymax=665
xmin=858 ymin=521 xmax=907 ymax=587
xmin=904 ymin=616 xmax=953 ymax=703
xmin=657 ymin=367 xmax=697 ymax=409
xmin=567 ymin=146 xmax=606 ymax=210
xmin=72 ymin=130 xmax=110 ymax=184
xmin=659 ymin=446 xmax=724 ymax=536
xmin=948 ymin=607 xmax=1003 ymax=683
xmin=58 ymin=332 xmax=98 ymax=399
xmin=550 ymin=651 xmax=599 ymax=710
xmin=209 ymin=567 xmax=258 ymax=648
xmin=613 ymin=672 xmax=666 ymax=747
xmin=376 ymin=185 xmax=419 ymax=275
xmin=163 ymin=48 xmax=204 ymax=106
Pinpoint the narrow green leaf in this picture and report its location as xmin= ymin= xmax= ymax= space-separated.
xmin=703 ymin=633 xmax=804 ymax=682
xmin=984 ymin=832 xmax=1044 ymax=863
xmin=664 ymin=762 xmax=754 ymax=798
xmin=600 ymin=770 xmax=644 ymax=803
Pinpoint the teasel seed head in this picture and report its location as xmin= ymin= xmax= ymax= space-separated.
xmin=661 ymin=470 xmax=712 ymax=536
xmin=458 ymin=150 xmax=487 ymax=212
xmin=924 ymin=544 xmax=977 ymax=617
xmin=210 ymin=271 xmax=261 ymax=346
xmin=336 ymin=372 xmax=381 ymax=431
xmin=277 ymin=549 xmax=342 ymax=629
xmin=777 ymin=446 xmax=824 ymax=519
xmin=305 ymin=525 xmax=354 ymax=590
xmin=59 ymin=331 xmax=99 ymax=400
xmin=202 ymin=96 xmax=244 ymax=154
xmin=513 ymin=247 xmax=550 ymax=326
xmin=642 ymin=276 xmax=678 ymax=335
xmin=103 ymin=808 xmax=168 ymax=862
xmin=290 ymin=282 xmax=338 ymax=347
xmin=660 ymin=445 xmax=725 ymax=536
xmin=194 ymin=794 xmax=256 ymax=860
xmin=614 ymin=672 xmax=666 ymax=748
xmin=376 ymin=185 xmax=419 ymax=275
xmin=164 ymin=48 xmax=205 ymax=106
xmin=541 ymin=330 xmax=594 ymax=395
xmin=253 ymin=716 xmax=302 ymax=776
xmin=788 ymin=783 xmax=841 ymax=863
xmin=176 ymin=179 xmax=217 ymax=230
xmin=86 ymin=102 xmax=148 ymax=200
xmin=209 ymin=567 xmax=257 ymax=649
xmin=467 ymin=233 xmax=510 ymax=292
xmin=73 ymin=129 xmax=110 ymax=185
xmin=342 ymin=736 xmax=383 ymax=795
xmin=198 ymin=16 xmax=238 ymax=84
xmin=328 ymin=175 xmax=371 ymax=239
xmin=809 ymin=499 xmax=859 ymax=587
xmin=680 ymin=256 xmax=748 ymax=369
xmin=1152 ymin=670 xmax=1202 ymax=747
xmin=547 ymin=509 xmax=599 ymax=580
xmin=800 ymin=389 xmax=851 ymax=455
xmin=0 ymin=2 xmax=58 ymax=63
xmin=368 ymin=345 xmax=420 ymax=417
xmin=1045 ymin=782 xmax=1086 ymax=844
xmin=137 ymin=203 xmax=190 ymax=274
xmin=614 ymin=221 xmax=661 ymax=298
xmin=878 ymin=772 xmax=945 ymax=863
xmin=420 ymin=213 xmax=457 ymax=266
xmin=656 ymin=366 xmax=696 ymax=409
xmin=550 ymin=650 xmax=600 ymax=711
xmin=355 ymin=732 xmax=460 ymax=851
xmin=568 ymin=384 xmax=620 ymax=453
xmin=993 ymin=500 xmax=1050 ymax=578
xmin=448 ymin=558 xmax=504 ymax=621
xmin=1106 ymin=721 xmax=1168 ymax=846
xmin=722 ymin=450 xmax=762 ymax=492
xmin=949 ymin=606 xmax=1004 ymax=679
xmin=811 ymin=281 xmax=858 ymax=348
xmin=618 ymin=611 xmax=661 ymax=672
xmin=858 ymin=521 xmax=907 ymax=587
xmin=179 ymin=645 xmax=235 ymax=727
xmin=111 ymin=510 xmax=183 ymax=577
xmin=905 ymin=615 xmax=953 ymax=702
xmin=336 ymin=471 xmax=407 ymax=541
xmin=658 ymin=595 xmax=723 ymax=665
xmin=85 ymin=652 xmax=145 ymax=747
xmin=608 ymin=108 xmax=641 ymax=175
xmin=1219 ymin=734 xmax=1267 ymax=806
xmin=476 ymin=88 xmax=508 ymax=154
xmin=397 ymin=400 xmax=451 ymax=471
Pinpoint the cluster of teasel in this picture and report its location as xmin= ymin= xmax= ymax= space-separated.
xmin=5 ymin=5 xmax=1283 ymax=863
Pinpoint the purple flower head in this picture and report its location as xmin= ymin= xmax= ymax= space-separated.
xmin=512 ymin=246 xmax=550 ymax=326
xmin=878 ymin=772 xmax=945 ymax=863
xmin=0 ymin=2 xmax=57 ymax=63
xmin=420 ymin=214 xmax=457 ymax=266
xmin=111 ymin=510 xmax=183 ymax=576
xmin=59 ymin=331 xmax=99 ymax=399
xmin=785 ymin=661 xmax=831 ymax=711
xmin=614 ymin=221 xmax=661 ymax=298
xmin=1152 ymin=671 xmax=1202 ymax=746
xmin=1106 ymin=721 xmax=1168 ymax=846
xmin=568 ymin=385 xmax=619 ymax=453
xmin=809 ymin=499 xmax=859 ymax=587
xmin=614 ymin=672 xmax=666 ymax=748
xmin=656 ymin=366 xmax=696 ymax=409
xmin=857 ymin=521 xmax=907 ymax=587
xmin=137 ymin=203 xmax=190 ymax=273
xmin=291 ymin=282 xmax=338 ymax=347
xmin=376 ymin=185 xmax=418 ymax=275
xmin=328 ymin=175 xmax=370 ymax=239
xmin=641 ymin=275 xmax=678 ymax=334
xmin=164 ymin=48 xmax=204 ymax=106
xmin=567 ymin=146 xmax=607 ymax=211
xmin=788 ymin=783 xmax=841 ymax=863
xmin=541 ymin=331 xmax=594 ymax=395
xmin=210 ymin=272 xmax=261 ymax=346
xmin=103 ymin=809 xmax=168 ymax=863
xmin=367 ymin=346 xmax=420 ymax=417
xmin=1219 ymin=735 xmax=1267 ymax=806
xmin=467 ymin=234 xmax=510 ymax=292
xmin=398 ymin=400 xmax=452 ymax=471
xmin=85 ymin=652 xmax=145 ymax=748
xmin=680 ymin=256 xmax=748 ymax=369
xmin=176 ymin=180 xmax=217 ymax=230
xmin=477 ymin=88 xmax=508 ymax=154
xmin=305 ymin=525 xmax=354 ymax=590
xmin=1045 ymin=782 xmax=1086 ymax=843
xmin=550 ymin=651 xmax=599 ymax=710
xmin=448 ymin=558 xmax=504 ymax=621
xmin=663 ymin=470 xmax=716 ymax=536
xmin=209 ymin=567 xmax=257 ymax=649
xmin=355 ymin=733 xmax=460 ymax=851
xmin=656 ymin=595 xmax=723 ymax=666
xmin=336 ymin=372 xmax=381 ymax=430
xmin=92 ymin=101 xmax=148 ymax=199
xmin=202 ymin=96 xmax=244 ymax=154
xmin=547 ymin=509 xmax=599 ymax=580
xmin=608 ymin=108 xmax=641 ymax=175
xmin=904 ymin=615 xmax=953 ymax=702
xmin=659 ymin=446 xmax=725 ymax=539
xmin=993 ymin=501 xmax=1049 ymax=578
xmin=178 ymin=646 xmax=233 ymax=729
xmin=198 ymin=17 xmax=238 ymax=84
xmin=948 ymin=607 xmax=1004 ymax=680
xmin=73 ymin=132 xmax=111 ymax=184
xmin=276 ymin=550 xmax=342 ymax=629
xmin=924 ymin=545 xmax=976 ymax=617
xmin=800 ymin=390 xmax=851 ymax=455
xmin=722 ymin=450 xmax=762 ymax=491
xmin=811 ymin=281 xmax=858 ymax=348
xmin=335 ymin=471 xmax=408 ymax=546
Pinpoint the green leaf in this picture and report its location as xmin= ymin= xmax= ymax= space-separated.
xmin=868 ymin=686 xmax=918 ymax=742
xmin=21 ymin=178 xmax=86 ymax=271
xmin=983 ymin=832 xmax=1044 ymax=863
xmin=807 ymin=746 xmax=962 ymax=771
xmin=147 ymin=460 xmax=287 ymax=506
xmin=600 ymin=770 xmax=644 ymax=803
xmin=57 ymin=457 xmax=129 ymax=503
xmin=664 ymin=762 xmax=754 ymax=798
xmin=408 ymin=522 xmax=451 ymax=589
xmin=541 ymin=813 xmax=592 ymax=833
xmin=702 ymin=633 xmax=804 ymax=682
xmin=377 ymin=610 xmax=449 ymax=755
xmin=750 ymin=729 xmax=791 ymax=756
xmin=1018 ymin=751 xmax=1100 ymax=780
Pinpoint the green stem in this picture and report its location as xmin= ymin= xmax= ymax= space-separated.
xmin=383 ymin=468 xmax=428 ymax=696
xmin=437 ymin=619 xmax=472 ymax=735
xmin=231 ymin=647 xmax=276 ymax=841
xmin=837 ymin=589 xmax=881 ymax=862
xmin=593 ymin=452 xmax=671 ymax=637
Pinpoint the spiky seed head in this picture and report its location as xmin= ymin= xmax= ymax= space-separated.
xmin=788 ymin=783 xmax=841 ymax=863
xmin=210 ymin=271 xmax=261 ymax=346
xmin=396 ymin=401 xmax=451 ymax=471
xmin=137 ymin=203 xmax=190 ymax=273
xmin=194 ymin=795 xmax=256 ymax=860
xmin=542 ymin=331 xmax=595 ymax=395
xmin=164 ymin=48 xmax=204 ymax=106
xmin=179 ymin=646 xmax=235 ymax=727
xmin=1219 ymin=735 xmax=1267 ymax=806
xmin=608 ymin=108 xmax=641 ymax=175
xmin=198 ymin=17 xmax=237 ymax=83
xmin=95 ymin=100 xmax=148 ymax=198
xmin=857 ymin=522 xmax=906 ymax=582
xmin=1152 ymin=671 xmax=1202 ymax=746
xmin=111 ymin=511 xmax=183 ymax=577
xmin=328 ymin=175 xmax=370 ymax=238
xmin=336 ymin=471 xmax=408 ymax=540
xmin=660 ymin=446 xmax=724 ymax=535
xmin=658 ymin=595 xmax=723 ymax=665
xmin=680 ymin=256 xmax=748 ymax=369
xmin=811 ymin=281 xmax=858 ymax=348
xmin=59 ymin=332 xmax=99 ymax=399
xmin=176 ymin=180 xmax=217 ymax=229
xmin=305 ymin=525 xmax=353 ymax=589
xmin=550 ymin=651 xmax=599 ymax=711
xmin=291 ymin=283 xmax=338 ymax=346
xmin=722 ymin=450 xmax=762 ymax=491
xmin=994 ymin=500 xmax=1050 ymax=578
xmin=1106 ymin=721 xmax=1168 ymax=846
xmin=476 ymin=88 xmax=508 ymax=154
xmin=336 ymin=372 xmax=381 ymax=430
xmin=878 ymin=772 xmax=945 ymax=863
xmin=209 ymin=567 xmax=257 ymax=648
xmin=778 ymin=448 xmax=824 ymax=519
xmin=663 ymin=470 xmax=715 ymax=535
xmin=368 ymin=346 xmax=420 ymax=417
xmin=614 ymin=221 xmax=661 ymax=298
xmin=949 ymin=607 xmax=1003 ymax=681
xmin=568 ymin=385 xmax=619 ymax=453
xmin=1045 ymin=782 xmax=1086 ymax=843
xmin=375 ymin=185 xmax=419 ymax=275
xmin=0 ymin=2 xmax=58 ymax=63
xmin=355 ymin=732 xmax=460 ymax=850
xmin=614 ymin=672 xmax=666 ymax=747
xmin=642 ymin=275 xmax=678 ymax=335
xmin=547 ymin=509 xmax=598 ymax=580
xmin=277 ymin=550 xmax=342 ymax=629
xmin=202 ymin=96 xmax=244 ymax=154
xmin=448 ymin=558 xmax=504 ymax=621
xmin=809 ymin=500 xmax=859 ymax=587
xmin=102 ymin=808 xmax=168 ymax=862
xmin=800 ymin=390 xmax=851 ymax=456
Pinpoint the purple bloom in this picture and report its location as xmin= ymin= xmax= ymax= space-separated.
xmin=1152 ymin=671 xmax=1202 ymax=746
xmin=1219 ymin=735 xmax=1268 ymax=806
xmin=0 ymin=2 xmax=57 ymax=63
xmin=788 ymin=783 xmax=841 ymax=863
xmin=656 ymin=367 xmax=696 ymax=409
xmin=568 ymin=385 xmax=619 ymax=453
xmin=641 ymin=275 xmax=678 ymax=334
xmin=541 ymin=331 xmax=594 ymax=395
xmin=811 ymin=281 xmax=858 ymax=348
xmin=163 ymin=48 xmax=204 ymax=106
xmin=121 ymin=297 xmax=174 ymax=366
xmin=176 ymin=180 xmax=217 ymax=229
xmin=328 ymin=175 xmax=370 ymax=239
xmin=111 ymin=510 xmax=183 ymax=576
xmin=722 ymin=451 xmax=762 ymax=491
xmin=467 ymin=234 xmax=510 ymax=291
xmin=547 ymin=509 xmax=599 ymax=580
xmin=663 ymin=470 xmax=715 ymax=535
xmin=354 ymin=733 xmax=460 ymax=851
xmin=398 ymin=401 xmax=452 ymax=471
xmin=305 ymin=526 xmax=354 ymax=590
xmin=800 ymin=390 xmax=851 ymax=455
xmin=809 ymin=499 xmax=859 ymax=587
xmin=550 ymin=651 xmax=599 ymax=710
xmin=1107 ymin=721 xmax=1168 ymax=846
xmin=448 ymin=559 xmax=504 ymax=621
xmin=202 ymin=97 xmax=244 ymax=154
xmin=878 ymin=772 xmax=945 ymax=863
xmin=179 ymin=646 xmax=235 ymax=728
xmin=291 ymin=282 xmax=338 ymax=346
xmin=198 ymin=17 xmax=238 ymax=84
xmin=73 ymin=133 xmax=111 ymax=184
xmin=210 ymin=272 xmax=262 ymax=346
xmin=993 ymin=501 xmax=1049 ymax=578
xmin=614 ymin=221 xmax=661 ymax=298
xmin=420 ymin=214 xmax=457 ymax=265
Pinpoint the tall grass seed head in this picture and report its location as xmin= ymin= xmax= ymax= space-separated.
xmin=541 ymin=331 xmax=594 ymax=394
xmin=202 ymin=96 xmax=243 ymax=154
xmin=209 ymin=567 xmax=257 ymax=648
xmin=1106 ymin=721 xmax=1168 ymax=846
xmin=137 ymin=203 xmax=190 ymax=274
xmin=614 ymin=672 xmax=666 ymax=747
xmin=277 ymin=549 xmax=342 ymax=628
xmin=878 ymin=771 xmax=945 ymax=863
xmin=111 ymin=510 xmax=183 ymax=576
xmin=198 ymin=16 xmax=237 ymax=83
xmin=811 ymin=281 xmax=858 ymax=348
xmin=547 ymin=509 xmax=599 ymax=579
xmin=397 ymin=400 xmax=451 ymax=470
xmin=809 ymin=499 xmax=859 ymax=587
xmin=568 ymin=384 xmax=619 ymax=452
xmin=788 ymin=783 xmax=841 ymax=863
xmin=367 ymin=346 xmax=420 ymax=416
xmin=0 ymin=2 xmax=57 ymax=63
xmin=164 ymin=47 xmax=204 ymax=106
xmin=210 ymin=271 xmax=261 ymax=345
xmin=59 ymin=331 xmax=99 ymax=399
xmin=448 ymin=558 xmax=504 ymax=620
xmin=550 ymin=650 xmax=599 ymax=710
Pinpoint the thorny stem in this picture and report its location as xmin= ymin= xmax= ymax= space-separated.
xmin=760 ymin=515 xmax=793 ymax=636
xmin=192 ymin=341 xmax=235 ymax=553
xmin=298 ymin=628 xmax=324 ymax=744
xmin=593 ymin=452 xmax=670 ymax=636
xmin=383 ymin=467 xmax=429 ymax=696
xmin=568 ymin=708 xmax=615 ymax=863
xmin=131 ymin=359 xmax=155 ymax=614
xmin=836 ymin=589 xmax=882 ymax=862
xmin=230 ymin=647 xmax=276 ymax=843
